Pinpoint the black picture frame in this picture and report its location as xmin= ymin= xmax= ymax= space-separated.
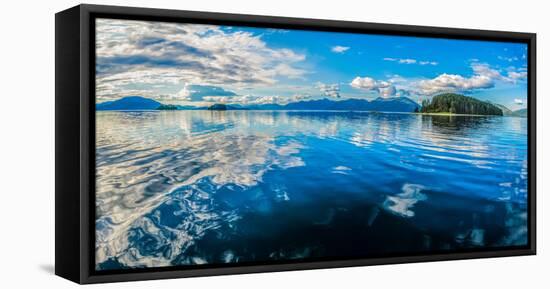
xmin=55 ymin=4 xmax=536 ymax=284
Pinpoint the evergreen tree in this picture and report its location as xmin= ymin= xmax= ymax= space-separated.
xmin=419 ymin=93 xmax=503 ymax=116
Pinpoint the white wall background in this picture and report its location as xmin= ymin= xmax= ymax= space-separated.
xmin=0 ymin=0 xmax=546 ymax=287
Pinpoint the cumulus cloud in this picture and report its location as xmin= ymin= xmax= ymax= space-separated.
xmin=415 ymin=63 xmax=523 ymax=95
xmin=317 ymin=83 xmax=341 ymax=98
xmin=416 ymin=73 xmax=493 ymax=95
xmin=96 ymin=19 xmax=306 ymax=100
xmin=350 ymin=77 xmax=378 ymax=90
xmin=471 ymin=63 xmax=502 ymax=79
xmin=379 ymin=85 xmax=397 ymax=97
xmin=351 ymin=62 xmax=526 ymax=98
xmin=331 ymin=46 xmax=350 ymax=53
xmin=350 ymin=77 xmax=396 ymax=98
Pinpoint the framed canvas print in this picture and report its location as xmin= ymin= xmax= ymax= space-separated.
xmin=55 ymin=4 xmax=536 ymax=284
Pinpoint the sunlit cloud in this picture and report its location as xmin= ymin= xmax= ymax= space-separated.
xmin=350 ymin=76 xmax=396 ymax=98
xmin=331 ymin=46 xmax=350 ymax=53
xmin=351 ymin=62 xmax=527 ymax=98
xmin=415 ymin=63 xmax=526 ymax=95
xmin=96 ymin=19 xmax=306 ymax=101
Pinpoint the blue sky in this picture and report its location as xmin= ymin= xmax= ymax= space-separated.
xmin=96 ymin=19 xmax=528 ymax=109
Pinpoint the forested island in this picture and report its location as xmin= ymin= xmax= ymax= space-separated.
xmin=157 ymin=104 xmax=180 ymax=110
xmin=419 ymin=93 xmax=503 ymax=116
xmin=207 ymin=103 xmax=228 ymax=110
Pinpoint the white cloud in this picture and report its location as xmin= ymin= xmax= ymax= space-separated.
xmin=415 ymin=63 xmax=525 ymax=95
xmin=317 ymin=83 xmax=341 ymax=98
xmin=387 ymin=74 xmax=408 ymax=84
xmin=163 ymin=84 xmax=238 ymax=102
xmin=202 ymin=93 xmax=314 ymax=105
xmin=498 ymin=56 xmax=520 ymax=62
xmin=379 ymin=86 xmax=397 ymax=97
xmin=471 ymin=63 xmax=502 ymax=79
xmin=383 ymin=57 xmax=437 ymax=65
xmin=350 ymin=77 xmax=378 ymax=90
xmin=331 ymin=46 xmax=350 ymax=53
xmin=416 ymin=73 xmax=493 ymax=95
xmin=508 ymin=71 xmax=528 ymax=82
xmin=352 ymin=62 xmax=526 ymax=98
xmin=350 ymin=77 xmax=397 ymax=98
xmin=289 ymin=93 xmax=313 ymax=102
xmin=272 ymin=63 xmax=307 ymax=79
xmin=419 ymin=61 xmax=438 ymax=66
xmin=171 ymin=84 xmax=192 ymax=101
xmin=399 ymin=58 xmax=417 ymax=64
xmin=514 ymin=98 xmax=524 ymax=105
xmin=95 ymin=19 xmax=307 ymax=101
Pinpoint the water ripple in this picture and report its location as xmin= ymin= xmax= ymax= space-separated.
xmin=95 ymin=111 xmax=528 ymax=269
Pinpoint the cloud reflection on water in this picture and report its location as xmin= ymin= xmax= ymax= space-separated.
xmin=96 ymin=112 xmax=306 ymax=267
xmin=96 ymin=111 xmax=528 ymax=269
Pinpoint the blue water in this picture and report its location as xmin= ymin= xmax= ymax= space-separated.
xmin=95 ymin=110 xmax=528 ymax=270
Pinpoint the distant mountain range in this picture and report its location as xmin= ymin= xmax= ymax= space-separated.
xmin=96 ymin=95 xmax=527 ymax=117
xmin=508 ymin=108 xmax=527 ymax=117
xmin=491 ymin=104 xmax=526 ymax=117
xmin=244 ymin=97 xmax=420 ymax=112
xmin=97 ymin=96 xmax=420 ymax=113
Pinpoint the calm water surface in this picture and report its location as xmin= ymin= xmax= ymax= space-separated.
xmin=95 ymin=111 xmax=528 ymax=270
